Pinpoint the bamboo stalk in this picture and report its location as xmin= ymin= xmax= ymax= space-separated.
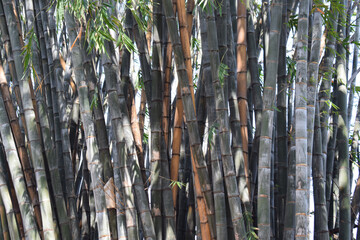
xmin=65 ymin=9 xmax=111 ymax=239
xmin=274 ymin=1 xmax=288 ymax=237
xmin=0 ymin=94 xmax=40 ymax=239
xmin=236 ymin=0 xmax=250 ymax=196
xmin=164 ymin=1 xmax=217 ymax=239
xmin=46 ymin=4 xmax=80 ymax=238
xmin=0 ymin=194 xmax=10 ymax=240
xmin=0 ymin=58 xmax=42 ymax=236
xmin=256 ymin=1 xmax=283 ymax=238
xmin=2 ymin=0 xmax=57 ymax=238
xmin=102 ymin=13 xmax=156 ymax=238
xmin=336 ymin=0 xmax=351 ymax=236
xmin=0 ymin=149 xmax=20 ymax=240
xmin=312 ymin=102 xmax=329 ymax=239
xmin=204 ymin=3 xmax=248 ymax=238
xmin=294 ymin=1 xmax=310 ymax=239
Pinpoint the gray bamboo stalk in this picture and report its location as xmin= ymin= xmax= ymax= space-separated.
xmin=83 ymin=48 xmax=113 ymax=184
xmin=312 ymin=102 xmax=329 ymax=239
xmin=0 ymin=193 xmax=10 ymax=240
xmin=318 ymin=2 xmax=339 ymax=160
xmin=46 ymin=4 xmax=80 ymax=238
xmin=176 ymin=128 xmax=191 ymax=239
xmin=113 ymin=147 xmax=128 ymax=240
xmin=0 ymin=94 xmax=39 ymax=239
xmin=225 ymin=0 xmax=250 ymax=212
xmin=109 ymin=130 xmax=128 ymax=240
xmin=82 ymin=42 xmax=116 ymax=237
xmin=216 ymin=0 xmax=228 ymax=104
xmin=102 ymin=21 xmax=156 ymax=240
xmin=40 ymin=0 xmax=66 ymax=197
xmin=105 ymin=81 xmax=139 ymax=239
xmin=307 ymin=0 xmax=323 ymax=209
xmin=336 ymin=0 xmax=351 ymax=237
xmin=132 ymin=14 xmax=152 ymax=183
xmin=163 ymin=1 xmax=216 ymax=238
xmin=347 ymin=5 xmax=360 ymax=125
xmin=294 ymin=0 xmax=309 ymax=238
xmin=184 ymin=129 xmax=196 ymax=240
xmin=351 ymin=98 xmax=360 ymax=229
xmin=151 ymin=1 xmax=164 ymax=237
xmin=24 ymin=1 xmax=71 ymax=238
xmin=33 ymin=0 xmax=54 ymax=138
xmin=256 ymin=1 xmax=283 ymax=238
xmin=0 ymin=1 xmax=27 ymax=141
xmin=0 ymin=149 xmax=20 ymax=240
xmin=2 ymin=0 xmax=57 ymax=238
xmin=275 ymin=1 xmax=288 ymax=237
xmin=0 ymin=2 xmax=43 ymax=230
xmin=307 ymin=1 xmax=323 ymax=236
xmin=247 ymin=7 xmax=262 ymax=201
xmin=202 ymin=35 xmax=228 ymax=239
xmin=283 ymin=146 xmax=296 ymax=239
xmin=64 ymin=9 xmax=111 ymax=239
xmin=204 ymin=3 xmax=247 ymax=238
xmin=325 ymin=88 xmax=339 ymax=226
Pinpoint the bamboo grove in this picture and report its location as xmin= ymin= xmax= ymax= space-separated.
xmin=0 ymin=0 xmax=360 ymax=239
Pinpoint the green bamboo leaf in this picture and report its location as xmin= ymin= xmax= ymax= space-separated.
xmin=218 ymin=62 xmax=229 ymax=88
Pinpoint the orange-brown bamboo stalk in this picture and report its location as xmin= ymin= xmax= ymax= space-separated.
xmin=170 ymin=0 xmax=195 ymax=206
xmin=139 ymin=89 xmax=146 ymax=138
xmin=170 ymin=1 xmax=215 ymax=239
xmin=236 ymin=0 xmax=250 ymax=194
xmin=129 ymin=84 xmax=146 ymax=183
xmin=176 ymin=0 xmax=195 ymax=105
xmin=170 ymin=86 xmax=183 ymax=205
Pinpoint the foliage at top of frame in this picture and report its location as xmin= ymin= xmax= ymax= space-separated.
xmin=55 ymin=0 xmax=151 ymax=53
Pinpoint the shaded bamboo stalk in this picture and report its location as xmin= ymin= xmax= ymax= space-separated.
xmin=205 ymin=3 xmax=247 ymax=238
xmin=0 ymin=58 xmax=42 ymax=235
xmin=351 ymin=96 xmax=360 ymax=230
xmin=0 ymin=1 xmax=27 ymax=141
xmin=40 ymin=0 xmax=67 ymax=200
xmin=2 ymin=0 xmax=57 ymax=238
xmin=0 ymin=93 xmax=40 ymax=239
xmin=275 ymin=1 xmax=288 ymax=237
xmin=163 ymin=1 xmax=216 ymax=239
xmin=294 ymin=0 xmax=309 ymax=238
xmin=109 ymin=128 xmax=128 ymax=240
xmin=204 ymin=61 xmax=228 ymax=239
xmin=347 ymin=4 xmax=360 ymax=125
xmin=256 ymin=1 xmax=283 ymax=238
xmin=0 ymin=193 xmax=10 ymax=240
xmin=283 ymin=146 xmax=296 ymax=239
xmin=336 ymin=1 xmax=351 ymax=236
xmin=150 ymin=1 xmax=164 ymax=237
xmin=318 ymin=2 xmax=339 ymax=162
xmin=225 ymin=0 xmax=248 ymax=212
xmin=65 ymin=9 xmax=111 ymax=239
xmin=102 ymin=17 xmax=156 ymax=239
xmin=312 ymin=102 xmax=329 ymax=239
xmin=169 ymin=0 xmax=196 ymax=205
xmin=236 ymin=0 xmax=250 ymax=195
xmin=24 ymin=0 xmax=72 ymax=237
xmin=247 ymin=6 xmax=262 ymax=201
xmin=0 ymin=148 xmax=19 ymax=240
xmin=306 ymin=2 xmax=323 ymax=231
xmin=47 ymin=9 xmax=80 ymax=240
